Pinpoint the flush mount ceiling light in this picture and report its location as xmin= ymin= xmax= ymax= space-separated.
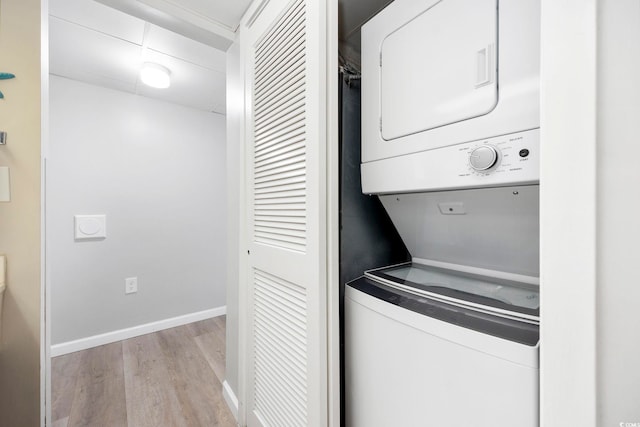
xmin=140 ymin=63 xmax=171 ymax=89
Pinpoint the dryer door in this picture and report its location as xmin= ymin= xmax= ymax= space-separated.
xmin=380 ymin=0 xmax=498 ymax=141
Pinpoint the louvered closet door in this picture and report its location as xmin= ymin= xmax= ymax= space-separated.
xmin=244 ymin=0 xmax=328 ymax=426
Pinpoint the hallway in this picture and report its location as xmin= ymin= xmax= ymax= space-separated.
xmin=51 ymin=317 xmax=234 ymax=427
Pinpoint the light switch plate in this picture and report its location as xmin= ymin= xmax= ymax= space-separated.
xmin=0 ymin=167 xmax=10 ymax=202
xmin=74 ymin=215 xmax=107 ymax=240
xmin=0 ymin=254 xmax=6 ymax=288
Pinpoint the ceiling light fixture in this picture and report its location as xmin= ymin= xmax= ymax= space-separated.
xmin=140 ymin=63 xmax=171 ymax=89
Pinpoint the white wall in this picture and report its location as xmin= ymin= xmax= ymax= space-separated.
xmin=540 ymin=0 xmax=597 ymax=424
xmin=541 ymin=0 xmax=640 ymax=424
xmin=596 ymin=0 xmax=640 ymax=423
xmin=49 ymin=76 xmax=226 ymax=345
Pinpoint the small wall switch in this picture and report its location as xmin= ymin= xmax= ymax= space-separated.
xmin=125 ymin=277 xmax=138 ymax=294
xmin=74 ymin=215 xmax=107 ymax=240
xmin=0 ymin=167 xmax=10 ymax=202
xmin=0 ymin=254 xmax=6 ymax=288
xmin=438 ymin=202 xmax=466 ymax=215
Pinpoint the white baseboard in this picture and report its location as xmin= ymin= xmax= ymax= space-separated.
xmin=222 ymin=380 xmax=239 ymax=422
xmin=51 ymin=306 xmax=226 ymax=357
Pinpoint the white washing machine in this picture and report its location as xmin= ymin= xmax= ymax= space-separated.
xmin=345 ymin=262 xmax=539 ymax=427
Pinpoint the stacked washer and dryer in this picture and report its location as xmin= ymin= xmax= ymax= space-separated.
xmin=344 ymin=0 xmax=541 ymax=426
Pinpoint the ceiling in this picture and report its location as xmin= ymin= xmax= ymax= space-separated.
xmin=94 ymin=0 xmax=253 ymax=50
xmin=49 ymin=0 xmax=390 ymax=112
xmin=49 ymin=0 xmax=253 ymax=113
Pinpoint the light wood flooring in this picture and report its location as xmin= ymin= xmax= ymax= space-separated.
xmin=51 ymin=316 xmax=236 ymax=427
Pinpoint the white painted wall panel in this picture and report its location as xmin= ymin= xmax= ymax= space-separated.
xmin=49 ymin=76 xmax=226 ymax=345
xmin=540 ymin=1 xmax=597 ymax=425
xmin=596 ymin=0 xmax=640 ymax=423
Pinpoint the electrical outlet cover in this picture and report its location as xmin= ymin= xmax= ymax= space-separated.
xmin=125 ymin=277 xmax=137 ymax=294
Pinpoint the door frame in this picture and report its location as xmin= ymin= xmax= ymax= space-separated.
xmin=41 ymin=0 xmax=51 ymax=425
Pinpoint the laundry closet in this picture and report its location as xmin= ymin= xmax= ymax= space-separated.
xmin=338 ymin=0 xmax=541 ymax=425
xmin=224 ymin=0 xmax=640 ymax=425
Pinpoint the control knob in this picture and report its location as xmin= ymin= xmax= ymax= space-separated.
xmin=469 ymin=145 xmax=499 ymax=171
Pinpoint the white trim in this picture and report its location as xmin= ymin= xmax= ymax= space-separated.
xmin=135 ymin=0 xmax=237 ymax=34
xmin=245 ymin=0 xmax=271 ymax=28
xmin=50 ymin=306 xmax=226 ymax=357
xmin=325 ymin=0 xmax=340 ymax=425
xmin=236 ymin=17 xmax=249 ymax=427
xmin=41 ymin=0 xmax=51 ymax=425
xmin=94 ymin=0 xmax=234 ymax=50
xmin=222 ymin=380 xmax=239 ymax=422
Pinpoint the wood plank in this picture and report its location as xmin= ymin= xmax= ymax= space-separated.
xmin=52 ymin=416 xmax=69 ymax=427
xmin=51 ymin=351 xmax=82 ymax=423
xmin=208 ymin=384 xmax=237 ymax=427
xmin=194 ymin=330 xmax=226 ymax=383
xmin=122 ymin=333 xmax=189 ymax=427
xmin=156 ymin=326 xmax=236 ymax=426
xmin=66 ymin=342 xmax=128 ymax=427
xmin=52 ymin=319 xmax=235 ymax=427
xmin=213 ymin=315 xmax=226 ymax=332
xmin=187 ymin=317 xmax=220 ymax=338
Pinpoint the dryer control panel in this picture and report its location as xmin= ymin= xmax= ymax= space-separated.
xmin=462 ymin=131 xmax=537 ymax=178
xmin=361 ymin=129 xmax=539 ymax=194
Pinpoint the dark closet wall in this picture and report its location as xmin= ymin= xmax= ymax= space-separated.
xmin=339 ymin=75 xmax=410 ymax=286
xmin=338 ymin=73 xmax=410 ymax=426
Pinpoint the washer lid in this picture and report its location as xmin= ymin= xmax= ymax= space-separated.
xmin=365 ymin=262 xmax=539 ymax=321
xmin=347 ymin=276 xmax=540 ymax=347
